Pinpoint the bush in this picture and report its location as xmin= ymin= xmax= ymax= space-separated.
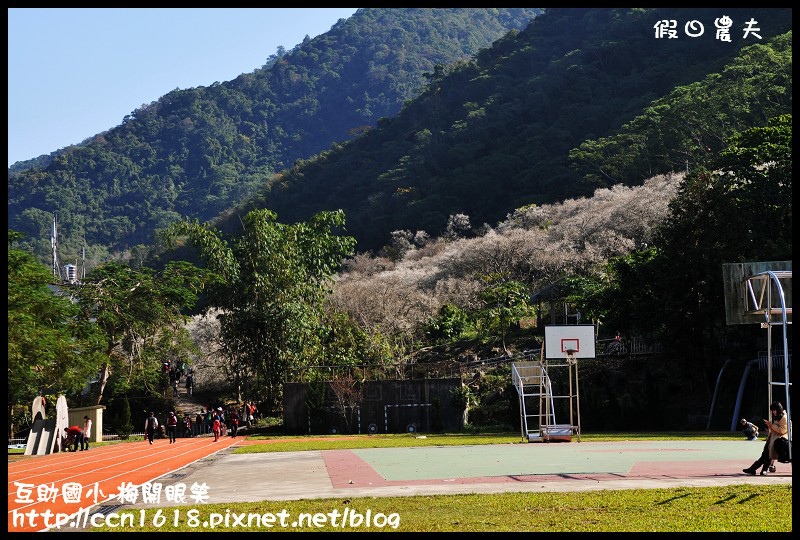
xmin=115 ymin=396 xmax=134 ymax=440
xmin=450 ymin=385 xmax=472 ymax=411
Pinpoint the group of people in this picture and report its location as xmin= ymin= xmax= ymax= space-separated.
xmin=142 ymin=403 xmax=256 ymax=444
xmin=742 ymin=401 xmax=791 ymax=476
xmin=161 ymin=360 xmax=193 ymax=396
xmin=191 ymin=406 xmax=228 ymax=442
xmin=62 ymin=415 xmax=92 ymax=452
xmin=200 ymin=402 xmax=257 ymax=432
xmin=144 ymin=410 xmax=196 ymax=443
xmin=204 ymin=406 xmax=236 ymax=441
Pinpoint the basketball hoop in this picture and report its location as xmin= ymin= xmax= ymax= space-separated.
xmin=565 ymin=349 xmax=577 ymax=364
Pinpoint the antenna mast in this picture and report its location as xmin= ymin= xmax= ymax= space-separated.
xmin=51 ymin=215 xmax=63 ymax=281
xmin=81 ymin=244 xmax=87 ymax=281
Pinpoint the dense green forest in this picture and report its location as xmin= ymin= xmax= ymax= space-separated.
xmin=7 ymin=8 xmax=792 ymax=435
xmin=9 ymin=9 xmax=791 ymax=262
xmin=8 ymin=8 xmax=540 ymax=266
xmin=248 ymin=8 xmax=792 ymax=252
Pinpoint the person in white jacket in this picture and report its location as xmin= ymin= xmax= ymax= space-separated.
xmin=81 ymin=415 xmax=92 ymax=450
xmin=145 ymin=411 xmax=159 ymax=444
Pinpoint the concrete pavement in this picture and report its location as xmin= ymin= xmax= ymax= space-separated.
xmin=11 ymin=436 xmax=790 ymax=532
xmin=120 ymin=438 xmax=792 ymax=507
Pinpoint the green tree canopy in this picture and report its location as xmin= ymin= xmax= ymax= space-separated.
xmin=74 ymin=260 xmax=208 ymax=404
xmin=164 ymin=209 xmax=356 ymax=409
xmin=569 ymin=115 xmax=791 ymax=370
xmin=478 ymin=276 xmax=533 ymax=353
xmin=8 ymin=231 xmax=105 ymax=433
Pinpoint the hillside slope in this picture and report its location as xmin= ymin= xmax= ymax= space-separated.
xmin=249 ymin=8 xmax=792 ymax=252
xmin=8 ymin=8 xmax=541 ymax=266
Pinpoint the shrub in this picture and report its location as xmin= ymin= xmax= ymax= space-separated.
xmin=115 ymin=396 xmax=134 ymax=440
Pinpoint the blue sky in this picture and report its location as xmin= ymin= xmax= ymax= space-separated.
xmin=7 ymin=8 xmax=359 ymax=167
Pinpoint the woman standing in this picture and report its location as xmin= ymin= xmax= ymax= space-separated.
xmin=81 ymin=415 xmax=92 ymax=450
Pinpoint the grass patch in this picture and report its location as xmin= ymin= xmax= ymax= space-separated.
xmin=96 ymin=484 xmax=791 ymax=532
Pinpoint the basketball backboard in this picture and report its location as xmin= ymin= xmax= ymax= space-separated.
xmin=544 ymin=325 xmax=595 ymax=359
xmin=722 ymin=261 xmax=792 ymax=325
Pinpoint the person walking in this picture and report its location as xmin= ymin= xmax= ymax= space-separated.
xmin=217 ymin=408 xmax=227 ymax=437
xmin=608 ymin=331 xmax=623 ymax=354
xmin=166 ymin=411 xmax=179 ymax=443
xmin=186 ymin=372 xmax=194 ymax=397
xmin=145 ymin=411 xmax=159 ymax=445
xmin=742 ymin=401 xmax=789 ymax=475
xmin=247 ymin=401 xmax=257 ymax=426
xmin=81 ymin=415 xmax=93 ymax=450
xmin=182 ymin=413 xmax=193 ymax=438
xmin=195 ymin=411 xmax=204 ymax=436
xmin=212 ymin=415 xmax=221 ymax=442
xmin=229 ymin=409 xmax=240 ymax=437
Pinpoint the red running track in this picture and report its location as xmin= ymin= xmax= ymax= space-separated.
xmin=8 ymin=436 xmax=239 ymax=533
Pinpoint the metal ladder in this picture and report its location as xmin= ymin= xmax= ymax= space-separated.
xmin=512 ymin=361 xmax=556 ymax=442
xmin=746 ymin=270 xmax=792 ymax=461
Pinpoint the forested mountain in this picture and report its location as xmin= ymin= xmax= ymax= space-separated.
xmin=8 ymin=8 xmax=541 ymax=265
xmin=243 ymin=8 xmax=791 ymax=252
xmin=8 ymin=8 xmax=792 ymax=261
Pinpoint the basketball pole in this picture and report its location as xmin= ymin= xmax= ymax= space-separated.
xmin=566 ymin=349 xmax=581 ymax=442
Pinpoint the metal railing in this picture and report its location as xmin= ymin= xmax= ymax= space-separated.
xmin=8 ymin=438 xmax=26 ymax=449
xmin=596 ymin=337 xmax=662 ymax=356
xmin=102 ymin=431 xmax=145 ymax=441
xmin=101 ymin=427 xmax=214 ymax=441
xmin=464 ymin=349 xmax=541 ymax=370
xmin=755 ymin=350 xmax=792 ymax=371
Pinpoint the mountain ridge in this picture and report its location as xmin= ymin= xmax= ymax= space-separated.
xmin=7 ymin=8 xmax=791 ymax=264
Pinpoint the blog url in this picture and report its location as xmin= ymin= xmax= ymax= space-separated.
xmin=15 ymin=507 xmax=401 ymax=530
